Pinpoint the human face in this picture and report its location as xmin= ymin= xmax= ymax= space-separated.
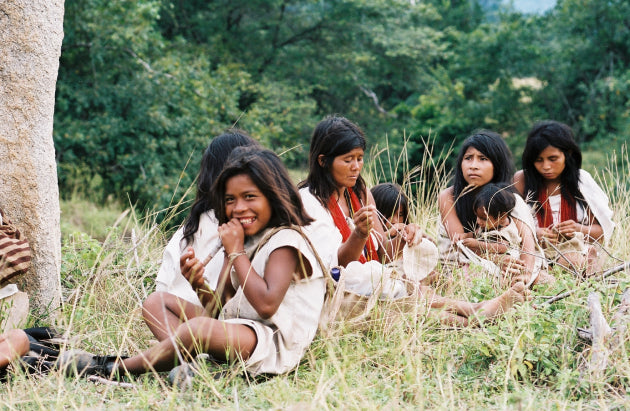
xmin=328 ymin=147 xmax=364 ymax=190
xmin=388 ymin=205 xmax=406 ymax=226
xmin=224 ymin=174 xmax=272 ymax=237
xmin=534 ymin=145 xmax=566 ymax=183
xmin=461 ymin=147 xmax=494 ymax=186
xmin=475 ymin=207 xmax=509 ymax=231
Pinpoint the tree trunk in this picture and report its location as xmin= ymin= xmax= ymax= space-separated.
xmin=0 ymin=0 xmax=65 ymax=316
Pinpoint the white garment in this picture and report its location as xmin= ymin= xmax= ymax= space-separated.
xmin=530 ymin=170 xmax=615 ymax=244
xmin=438 ymin=193 xmax=536 ymax=262
xmin=476 ymin=217 xmax=522 ymax=259
xmin=579 ymin=170 xmax=615 ymax=243
xmin=299 ymin=187 xmax=436 ymax=298
xmin=220 ymin=228 xmax=325 ymax=376
xmin=299 ymin=187 xmax=342 ymax=270
xmin=155 ymin=211 xmax=224 ymax=307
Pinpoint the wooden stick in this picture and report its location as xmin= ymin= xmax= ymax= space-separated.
xmin=542 ymin=261 xmax=630 ymax=305
xmin=587 ymin=292 xmax=611 ymax=374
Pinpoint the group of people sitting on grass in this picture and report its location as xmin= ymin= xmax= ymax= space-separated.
xmin=0 ymin=116 xmax=615 ymax=385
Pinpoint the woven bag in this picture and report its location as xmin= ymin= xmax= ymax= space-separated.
xmin=0 ymin=208 xmax=31 ymax=286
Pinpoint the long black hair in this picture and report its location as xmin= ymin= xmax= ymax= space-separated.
xmin=298 ymin=116 xmax=368 ymax=206
xmin=452 ymin=130 xmax=515 ymax=232
xmin=182 ymin=130 xmax=260 ymax=244
xmin=213 ymin=147 xmax=314 ymax=229
xmin=521 ymin=120 xmax=584 ymax=208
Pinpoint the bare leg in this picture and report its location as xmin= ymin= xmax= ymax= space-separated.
xmin=119 ymin=316 xmax=257 ymax=375
xmin=473 ymin=282 xmax=527 ymax=320
xmin=419 ymin=285 xmax=482 ymax=317
xmin=0 ymin=329 xmax=29 ymax=369
xmin=420 ymin=283 xmax=527 ymax=326
xmin=557 ymin=252 xmax=587 ymax=276
xmin=584 ymin=245 xmax=600 ymax=277
xmin=142 ymin=292 xmax=206 ymax=341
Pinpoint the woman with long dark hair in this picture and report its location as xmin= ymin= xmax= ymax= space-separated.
xmin=514 ymin=120 xmax=614 ymax=275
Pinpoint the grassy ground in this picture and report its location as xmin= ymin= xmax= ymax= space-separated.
xmin=2 ymin=144 xmax=630 ymax=409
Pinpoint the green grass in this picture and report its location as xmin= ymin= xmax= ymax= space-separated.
xmin=2 ymin=144 xmax=630 ymax=409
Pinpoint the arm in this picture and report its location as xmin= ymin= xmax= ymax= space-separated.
xmin=180 ymin=247 xmax=233 ymax=315
xmin=337 ymin=212 xmax=374 ymax=266
xmin=438 ymin=187 xmax=466 ymax=241
xmin=219 ymin=219 xmax=297 ymax=319
xmin=384 ymin=222 xmax=423 ymax=260
xmin=514 ymin=218 xmax=537 ymax=274
xmin=461 ymin=237 xmax=509 ymax=255
xmin=337 ymin=191 xmax=388 ymax=266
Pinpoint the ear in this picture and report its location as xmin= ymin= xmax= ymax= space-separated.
xmin=317 ymin=154 xmax=326 ymax=167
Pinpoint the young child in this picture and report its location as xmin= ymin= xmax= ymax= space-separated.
xmin=458 ymin=183 xmax=546 ymax=285
xmin=370 ymin=182 xmax=438 ymax=284
xmin=460 ymin=183 xmax=521 ymax=260
xmin=370 ymin=183 xmax=416 ymax=258
xmin=63 ymin=147 xmax=325 ymax=378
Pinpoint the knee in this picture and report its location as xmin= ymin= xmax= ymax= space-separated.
xmin=142 ymin=292 xmax=171 ymax=319
xmin=7 ymin=329 xmax=30 ymax=356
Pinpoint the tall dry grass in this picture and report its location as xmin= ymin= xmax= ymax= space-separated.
xmin=1 ymin=141 xmax=629 ymax=409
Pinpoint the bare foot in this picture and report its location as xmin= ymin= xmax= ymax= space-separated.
xmin=532 ymin=271 xmax=556 ymax=286
xmin=437 ymin=311 xmax=470 ymax=327
xmin=475 ymin=282 xmax=527 ymax=320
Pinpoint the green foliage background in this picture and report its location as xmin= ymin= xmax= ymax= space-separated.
xmin=54 ymin=0 xmax=630 ymax=221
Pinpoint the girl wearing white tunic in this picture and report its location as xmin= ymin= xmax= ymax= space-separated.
xmin=143 ymin=131 xmax=260 ymax=342
xmin=110 ymin=147 xmax=324 ymax=377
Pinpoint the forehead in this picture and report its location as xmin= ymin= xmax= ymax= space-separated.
xmin=538 ymin=145 xmax=564 ymax=157
xmin=463 ymin=147 xmax=485 ymax=157
xmin=337 ymin=147 xmax=364 ymax=157
xmin=225 ymin=173 xmax=257 ymax=191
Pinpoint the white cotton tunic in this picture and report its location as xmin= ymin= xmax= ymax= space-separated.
xmin=155 ymin=211 xmax=224 ymax=306
xmin=219 ymin=228 xmax=326 ymax=376
xmin=299 ymin=187 xmax=342 ymax=270
xmin=533 ymin=170 xmax=615 ymax=244
xmin=476 ymin=217 xmax=522 ymax=259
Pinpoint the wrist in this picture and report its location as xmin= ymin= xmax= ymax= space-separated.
xmin=353 ymin=228 xmax=369 ymax=240
xmin=227 ymin=250 xmax=247 ymax=265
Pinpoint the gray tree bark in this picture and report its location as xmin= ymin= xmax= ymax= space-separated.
xmin=0 ymin=0 xmax=65 ymax=316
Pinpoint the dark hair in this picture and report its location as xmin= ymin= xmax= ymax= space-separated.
xmin=521 ymin=120 xmax=584 ymax=208
xmin=371 ymin=183 xmax=409 ymax=223
xmin=298 ymin=116 xmax=368 ymax=205
xmin=212 ymin=147 xmax=314 ymax=229
xmin=182 ymin=130 xmax=260 ymax=244
xmin=473 ymin=183 xmax=515 ymax=218
xmin=452 ymin=130 xmax=515 ymax=232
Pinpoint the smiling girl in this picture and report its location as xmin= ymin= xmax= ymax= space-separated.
xmin=514 ymin=120 xmax=615 ymax=276
xmin=64 ymin=147 xmax=325 ymax=379
xmin=143 ymin=131 xmax=260 ymax=343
